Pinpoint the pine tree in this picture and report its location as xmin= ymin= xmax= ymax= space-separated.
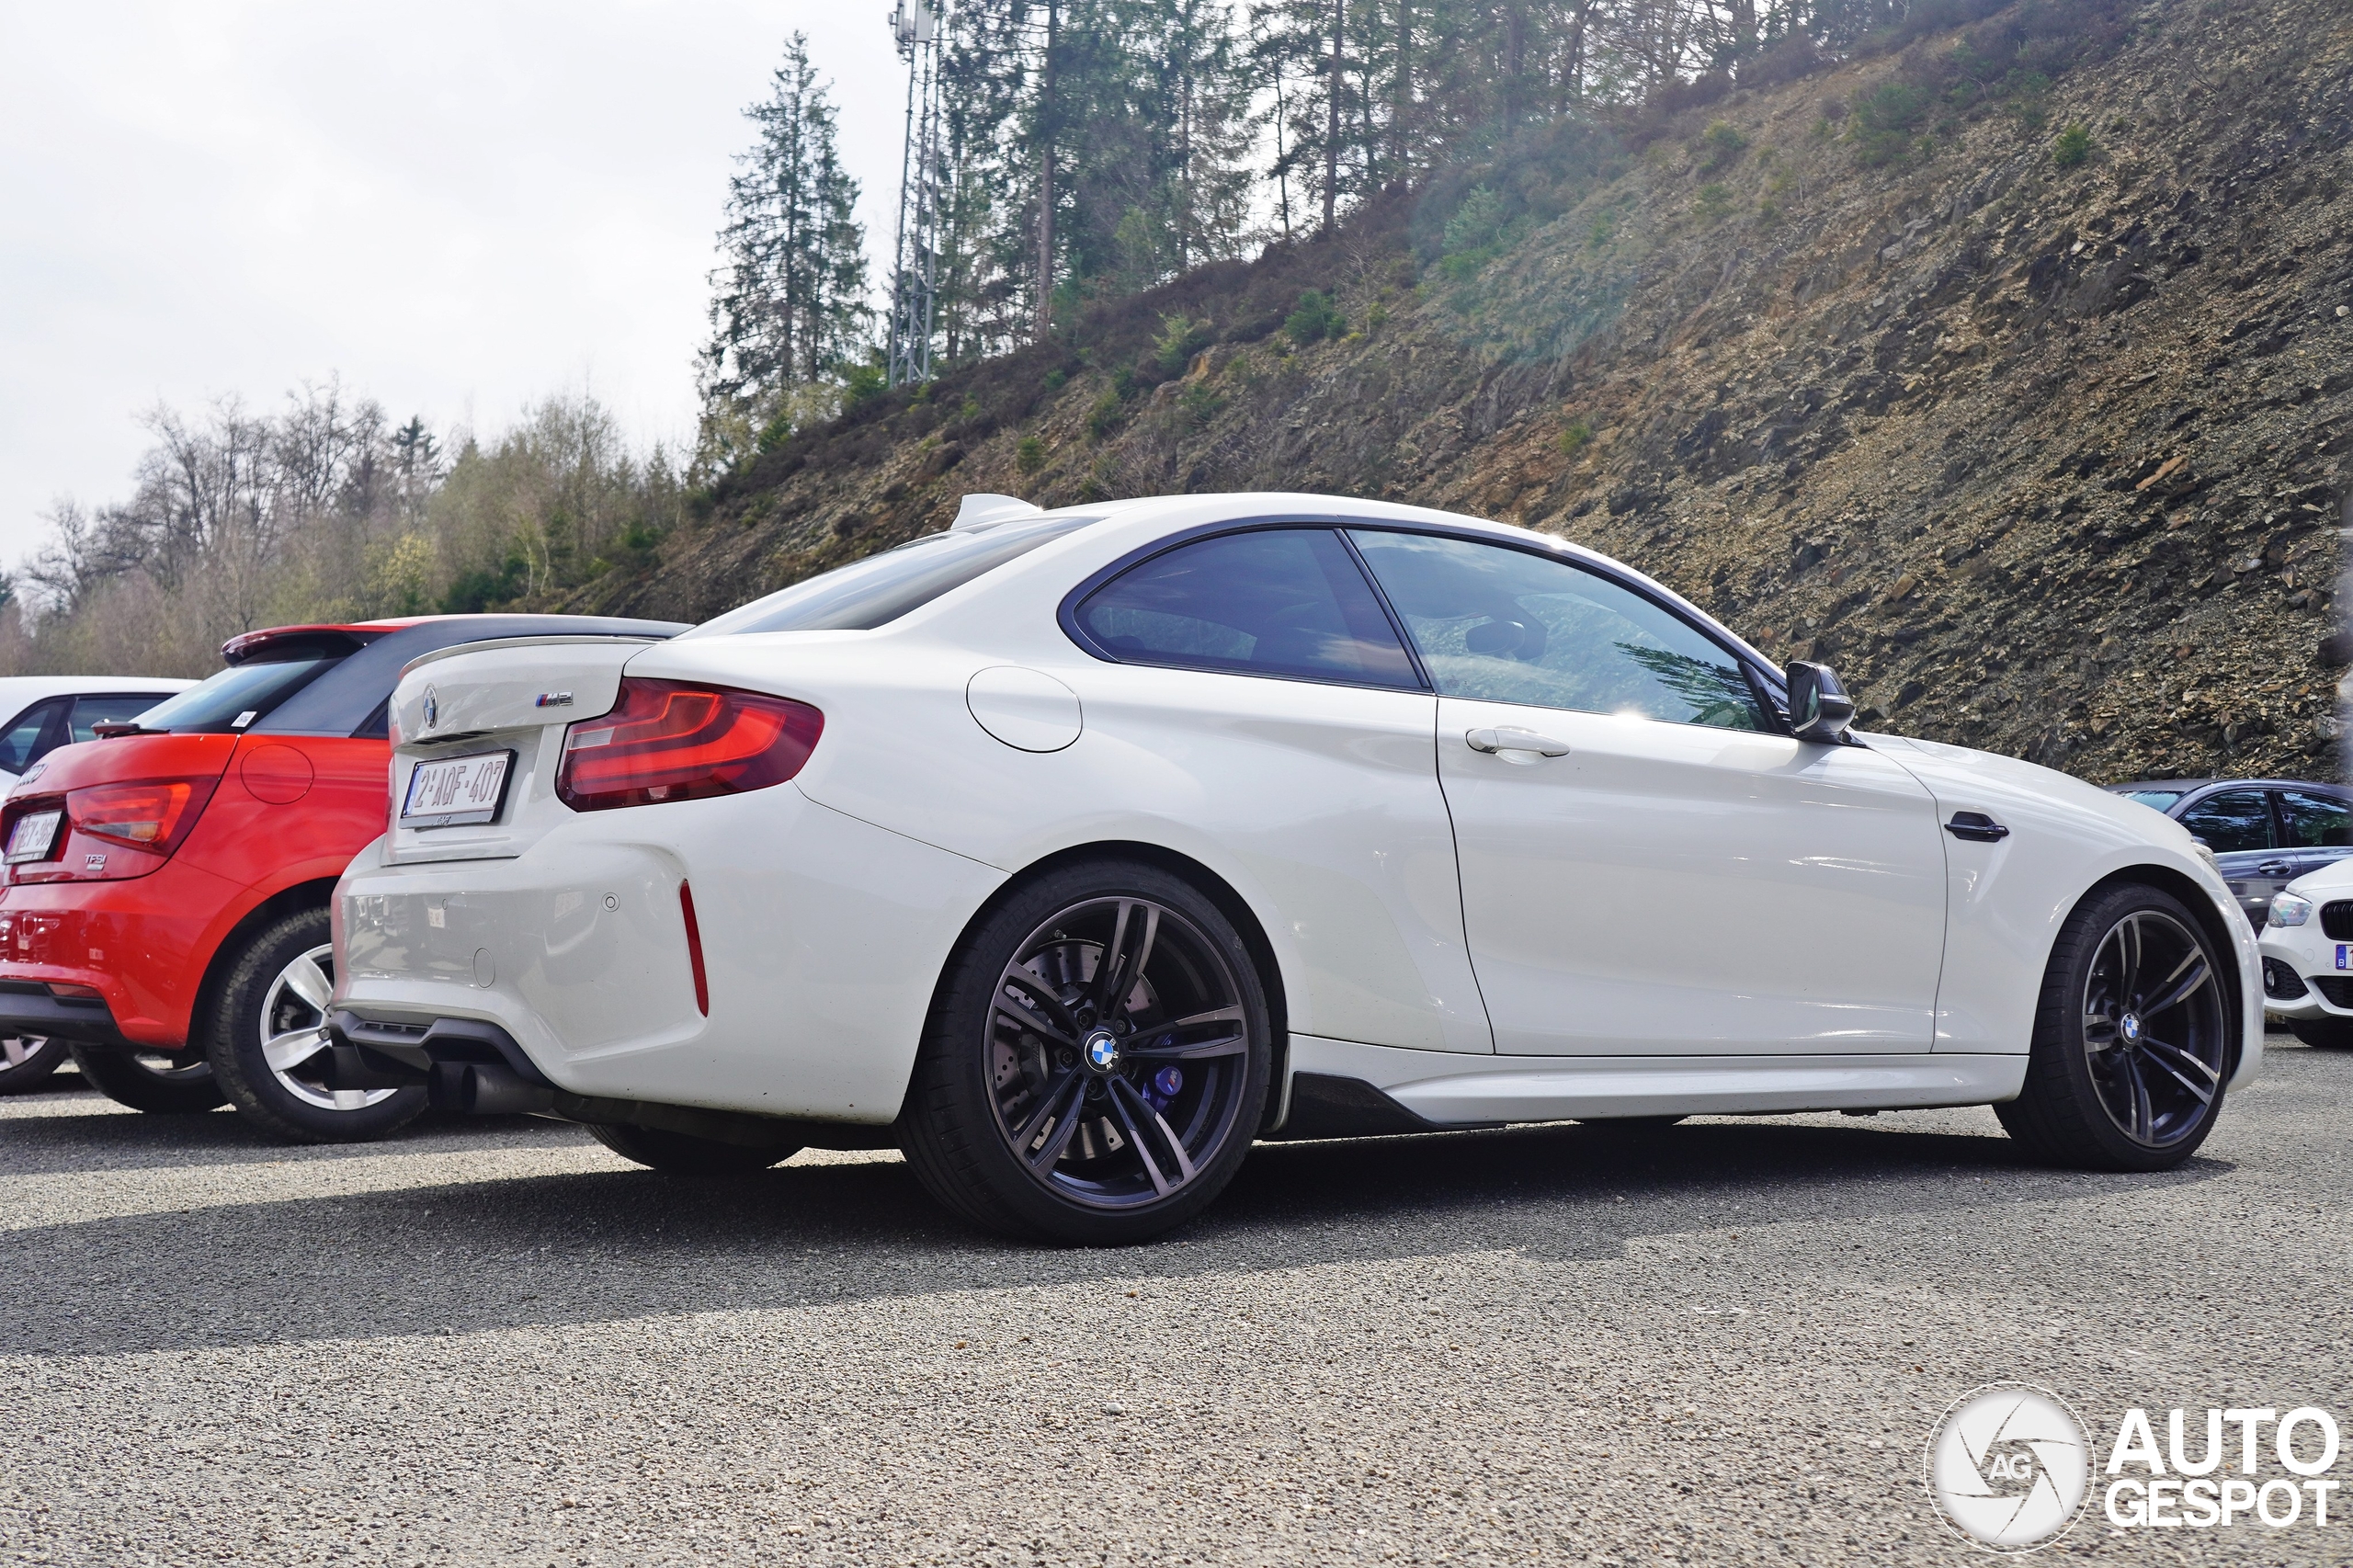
xmin=699 ymin=34 xmax=870 ymax=460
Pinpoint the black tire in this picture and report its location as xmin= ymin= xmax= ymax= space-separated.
xmin=0 ymin=1035 xmax=68 ymax=1095
xmin=66 ymin=1040 xmax=226 ymax=1113
xmin=899 ymin=858 xmax=1272 ymax=1245
xmin=1995 ymin=882 xmax=2233 ymax=1171
xmin=203 ymin=906 xmax=428 ymax=1143
xmin=584 ymin=1122 xmax=803 ymax=1175
xmin=2289 ymin=1017 xmax=2353 ymax=1050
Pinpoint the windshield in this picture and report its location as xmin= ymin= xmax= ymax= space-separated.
xmin=2120 ymin=790 xmax=2185 ymax=811
xmin=131 ymin=654 xmax=345 ymax=734
xmin=686 ymin=515 xmax=1098 ymax=639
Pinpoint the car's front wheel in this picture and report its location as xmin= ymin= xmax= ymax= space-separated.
xmin=204 ymin=907 xmax=428 ymax=1142
xmin=0 ymin=1035 xmax=67 ymax=1095
xmin=66 ymin=1041 xmax=226 ymax=1112
xmin=1996 ymin=882 xmax=2233 ymax=1171
xmin=900 ymin=859 xmax=1272 ymax=1244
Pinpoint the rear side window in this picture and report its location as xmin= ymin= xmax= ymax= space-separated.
xmin=1073 ymin=528 xmax=1420 ymax=688
xmin=689 ymin=515 xmax=1099 ymax=638
xmin=0 ymin=699 xmax=64 ymax=773
xmin=2177 ymin=790 xmax=2273 ymax=854
xmin=134 ymin=655 xmax=345 ymax=734
xmin=2279 ymin=790 xmax=2352 ymax=849
xmin=1348 ymin=529 xmax=1766 ymax=730
xmin=66 ymin=694 xmax=172 ymax=744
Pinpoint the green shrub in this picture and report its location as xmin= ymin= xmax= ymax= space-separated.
xmin=1177 ymin=381 xmax=1224 ymax=427
xmin=1016 ymin=436 xmax=1047 ymax=473
xmin=1849 ymin=82 xmax=1930 ymax=167
xmin=1284 ymin=290 xmax=1345 ymax=346
xmin=1043 ymin=369 xmax=1067 ymax=392
xmin=1153 ymin=313 xmax=1214 ymax=375
xmin=1086 ymin=388 xmax=1124 ymax=439
xmin=842 ymin=358 xmax=888 ymax=411
xmin=1366 ymin=300 xmax=1389 ymax=330
xmin=2052 ymin=121 xmax=2094 ymax=168
xmin=1693 ymin=183 xmax=1735 ymax=223
xmin=1698 ymin=120 xmax=1747 ymax=173
xmin=1557 ymin=420 xmax=1592 ymax=457
xmin=1587 ymin=211 xmax=1617 ymax=249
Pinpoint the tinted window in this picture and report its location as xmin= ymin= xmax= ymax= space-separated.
xmin=689 ymin=515 xmax=1099 ymax=639
xmin=65 ymin=694 xmax=171 ymax=745
xmin=2120 ymin=790 xmax=2184 ymax=811
xmin=0 ymin=699 xmax=64 ymax=774
xmin=1349 ymin=529 xmax=1765 ymax=730
xmin=2177 ymin=790 xmax=2274 ymax=854
xmin=134 ymin=655 xmax=344 ymax=734
xmin=1074 ymin=528 xmax=1419 ymax=688
xmin=2279 ymin=790 xmax=2352 ymax=849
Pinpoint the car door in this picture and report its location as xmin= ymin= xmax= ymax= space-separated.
xmin=1063 ymin=525 xmax=1491 ymax=1055
xmin=0 ymin=699 xmax=69 ymax=786
xmin=2176 ymin=788 xmax=2280 ymax=926
xmin=1348 ymin=528 xmax=1949 ymax=1058
xmin=2277 ymin=788 xmax=2353 ymax=885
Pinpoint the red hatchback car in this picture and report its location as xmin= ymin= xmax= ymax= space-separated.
xmin=0 ymin=614 xmax=684 ymax=1141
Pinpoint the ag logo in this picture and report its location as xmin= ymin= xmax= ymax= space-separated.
xmin=1924 ymin=1383 xmax=2089 ymax=1551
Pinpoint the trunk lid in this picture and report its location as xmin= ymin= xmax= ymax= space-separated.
xmin=384 ymin=637 xmax=654 ymax=864
xmin=1 ymin=733 xmax=240 ymax=884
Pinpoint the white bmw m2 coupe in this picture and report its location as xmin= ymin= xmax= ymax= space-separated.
xmin=327 ymin=493 xmax=2259 ymax=1243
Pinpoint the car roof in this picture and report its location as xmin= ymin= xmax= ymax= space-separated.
xmin=2104 ymin=778 xmax=2349 ymax=797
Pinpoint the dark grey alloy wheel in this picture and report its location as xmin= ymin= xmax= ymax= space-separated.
xmin=901 ymin=861 xmax=1271 ymax=1244
xmin=0 ymin=1034 xmax=68 ymax=1094
xmin=1998 ymin=883 xmax=2232 ymax=1171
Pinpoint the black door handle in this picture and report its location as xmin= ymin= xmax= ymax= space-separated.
xmin=1946 ymin=812 xmax=2010 ymax=843
xmin=2256 ymin=860 xmax=2292 ymax=876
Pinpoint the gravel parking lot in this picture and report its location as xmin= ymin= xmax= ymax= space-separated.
xmin=3 ymin=1032 xmax=2347 ymax=1567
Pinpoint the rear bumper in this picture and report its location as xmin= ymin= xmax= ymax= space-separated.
xmin=334 ymin=785 xmax=1006 ymax=1122
xmin=0 ymin=980 xmax=138 ymax=1049
xmin=0 ymin=860 xmax=247 ymax=1047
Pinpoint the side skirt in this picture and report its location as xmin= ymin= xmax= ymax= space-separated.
xmin=1285 ymin=1034 xmax=2029 ymax=1128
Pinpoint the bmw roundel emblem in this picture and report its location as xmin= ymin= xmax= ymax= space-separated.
xmin=422 ymin=687 xmax=438 ymax=731
xmin=1085 ymin=1029 xmax=1120 ymax=1072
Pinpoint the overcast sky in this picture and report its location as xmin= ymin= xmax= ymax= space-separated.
xmin=0 ymin=1 xmax=910 ymax=568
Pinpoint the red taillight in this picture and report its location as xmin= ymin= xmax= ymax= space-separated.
xmin=556 ymin=679 xmax=822 ymax=812
xmin=69 ymin=778 xmax=218 ymax=855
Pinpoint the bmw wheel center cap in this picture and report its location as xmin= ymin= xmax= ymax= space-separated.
xmin=1084 ymin=1028 xmax=1120 ymax=1073
xmin=2120 ymin=1013 xmax=2142 ymax=1044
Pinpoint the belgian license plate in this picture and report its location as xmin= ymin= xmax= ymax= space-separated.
xmin=401 ymin=751 xmax=513 ymax=828
xmin=2337 ymin=946 xmax=2353 ymax=972
xmin=4 ymin=809 xmax=60 ymax=863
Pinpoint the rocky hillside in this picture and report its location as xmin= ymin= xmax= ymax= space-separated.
xmin=579 ymin=0 xmax=2352 ymax=784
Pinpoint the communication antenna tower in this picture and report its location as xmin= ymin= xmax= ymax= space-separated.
xmin=886 ymin=0 xmax=945 ymax=387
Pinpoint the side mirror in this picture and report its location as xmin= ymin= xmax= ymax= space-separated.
xmin=1786 ymin=660 xmax=1856 ymax=744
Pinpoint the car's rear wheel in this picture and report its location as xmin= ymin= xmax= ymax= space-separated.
xmin=900 ymin=860 xmax=1272 ymax=1244
xmin=66 ymin=1041 xmax=226 ymax=1113
xmin=584 ymin=1122 xmax=803 ymax=1175
xmin=0 ymin=1035 xmax=67 ymax=1095
xmin=2288 ymin=1017 xmax=2353 ymax=1050
xmin=1996 ymin=882 xmax=2232 ymax=1171
xmin=204 ymin=907 xmax=428 ymax=1142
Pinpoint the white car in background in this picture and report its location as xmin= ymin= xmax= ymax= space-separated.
xmin=0 ymin=674 xmax=197 ymax=1094
xmin=326 ymin=494 xmax=2258 ymax=1244
xmin=2255 ymin=858 xmax=2353 ymax=1049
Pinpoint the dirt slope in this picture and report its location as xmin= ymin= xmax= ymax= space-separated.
xmin=578 ymin=0 xmax=2352 ymax=783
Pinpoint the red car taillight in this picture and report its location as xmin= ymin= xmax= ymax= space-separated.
xmin=555 ymin=679 xmax=822 ymax=812
xmin=70 ymin=779 xmax=218 ymax=853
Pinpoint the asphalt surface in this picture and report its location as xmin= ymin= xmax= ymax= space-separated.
xmin=2 ymin=1033 xmax=2347 ymax=1567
